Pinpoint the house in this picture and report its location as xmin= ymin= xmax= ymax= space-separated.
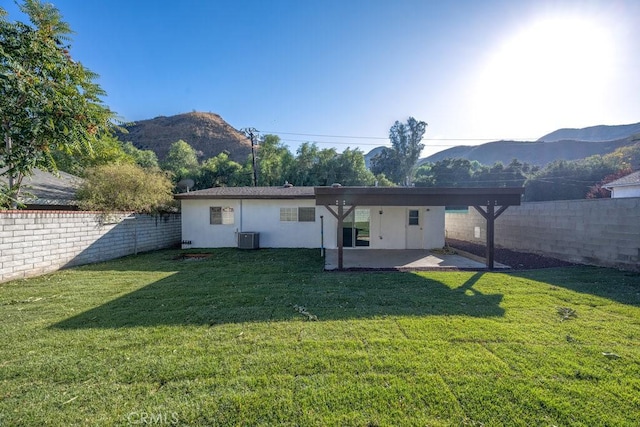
xmin=603 ymin=170 xmax=640 ymax=198
xmin=0 ymin=169 xmax=82 ymax=210
xmin=175 ymin=184 xmax=524 ymax=269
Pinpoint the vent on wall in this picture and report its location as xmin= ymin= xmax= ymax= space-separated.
xmin=238 ymin=232 xmax=260 ymax=249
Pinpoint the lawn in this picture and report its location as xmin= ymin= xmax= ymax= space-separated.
xmin=1 ymin=249 xmax=639 ymax=426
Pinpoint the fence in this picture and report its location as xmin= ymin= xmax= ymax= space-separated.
xmin=445 ymin=197 xmax=640 ymax=271
xmin=0 ymin=211 xmax=181 ymax=283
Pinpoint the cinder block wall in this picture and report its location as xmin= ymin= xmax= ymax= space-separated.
xmin=445 ymin=198 xmax=640 ymax=271
xmin=0 ymin=211 xmax=181 ymax=283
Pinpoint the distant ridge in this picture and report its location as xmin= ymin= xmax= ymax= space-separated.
xmin=414 ymin=122 xmax=640 ymax=167
xmin=538 ymin=122 xmax=640 ymax=142
xmin=116 ymin=112 xmax=252 ymax=163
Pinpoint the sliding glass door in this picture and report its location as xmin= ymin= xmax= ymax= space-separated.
xmin=342 ymin=208 xmax=370 ymax=247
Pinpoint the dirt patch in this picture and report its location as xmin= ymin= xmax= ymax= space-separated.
xmin=174 ymin=253 xmax=213 ymax=261
xmin=446 ymin=238 xmax=577 ymax=270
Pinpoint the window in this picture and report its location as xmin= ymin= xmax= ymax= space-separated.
xmin=298 ymin=207 xmax=316 ymax=222
xmin=280 ymin=207 xmax=316 ymax=222
xmin=408 ymin=209 xmax=419 ymax=226
xmin=210 ymin=207 xmax=234 ymax=225
xmin=280 ymin=207 xmax=297 ymax=222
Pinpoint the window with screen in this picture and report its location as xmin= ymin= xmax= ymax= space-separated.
xmin=210 ymin=207 xmax=234 ymax=225
xmin=280 ymin=207 xmax=297 ymax=222
xmin=298 ymin=207 xmax=316 ymax=222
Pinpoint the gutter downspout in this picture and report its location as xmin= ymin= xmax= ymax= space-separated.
xmin=320 ymin=215 xmax=324 ymax=257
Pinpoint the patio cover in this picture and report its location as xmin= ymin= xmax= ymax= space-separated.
xmin=314 ymin=186 xmax=525 ymax=270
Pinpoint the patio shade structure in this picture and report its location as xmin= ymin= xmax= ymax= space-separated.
xmin=314 ymin=186 xmax=525 ymax=270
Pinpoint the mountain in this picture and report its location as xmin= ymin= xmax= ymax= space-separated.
xmin=420 ymin=122 xmax=640 ymax=167
xmin=538 ymin=122 xmax=640 ymax=142
xmin=363 ymin=146 xmax=386 ymax=168
xmin=117 ymin=112 xmax=252 ymax=163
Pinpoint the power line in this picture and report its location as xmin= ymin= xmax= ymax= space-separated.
xmin=261 ymin=130 xmax=539 ymax=142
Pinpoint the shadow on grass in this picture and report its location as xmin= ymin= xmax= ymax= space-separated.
xmin=510 ymin=267 xmax=640 ymax=308
xmin=51 ymin=249 xmax=505 ymax=329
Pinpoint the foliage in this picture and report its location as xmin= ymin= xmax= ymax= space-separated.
xmin=255 ymin=134 xmax=295 ymax=186
xmin=198 ymin=152 xmax=250 ymax=188
xmin=414 ymin=158 xmax=534 ymax=188
xmin=51 ymin=133 xmax=133 ymax=175
xmin=371 ymin=117 xmax=427 ymax=185
xmin=1 ymin=249 xmax=639 ymax=425
xmin=0 ymin=0 xmax=115 ymax=204
xmin=161 ymin=139 xmax=200 ymax=182
xmin=524 ymin=155 xmax=620 ymax=201
xmin=121 ymin=141 xmax=159 ymax=169
xmin=76 ymin=163 xmax=174 ymax=213
xmin=586 ymin=168 xmax=633 ymax=199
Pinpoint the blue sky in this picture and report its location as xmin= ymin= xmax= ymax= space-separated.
xmin=4 ymin=0 xmax=640 ymax=157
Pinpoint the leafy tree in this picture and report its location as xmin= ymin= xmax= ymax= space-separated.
xmin=256 ymin=134 xmax=294 ymax=186
xmin=76 ymin=163 xmax=174 ymax=213
xmin=370 ymin=147 xmax=402 ymax=184
xmin=52 ymin=134 xmax=132 ymax=175
xmin=0 ymin=0 xmax=115 ymax=206
xmin=328 ymin=147 xmax=375 ymax=186
xmin=370 ymin=117 xmax=427 ymax=185
xmin=198 ymin=152 xmax=249 ymax=188
xmin=161 ymin=140 xmax=200 ymax=182
xmin=586 ymin=168 xmax=633 ymax=199
xmin=524 ymin=156 xmax=619 ymax=201
xmin=121 ymin=142 xmax=159 ymax=169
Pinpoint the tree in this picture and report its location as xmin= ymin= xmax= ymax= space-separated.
xmin=52 ymin=134 xmax=133 ymax=175
xmin=255 ymin=134 xmax=294 ymax=186
xmin=370 ymin=117 xmax=427 ymax=185
xmin=121 ymin=142 xmax=159 ymax=170
xmin=329 ymin=147 xmax=375 ymax=186
xmin=76 ymin=163 xmax=174 ymax=213
xmin=161 ymin=140 xmax=200 ymax=182
xmin=198 ymin=152 xmax=249 ymax=188
xmin=0 ymin=0 xmax=115 ymax=206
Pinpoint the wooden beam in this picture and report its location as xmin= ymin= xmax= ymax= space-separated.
xmin=326 ymin=203 xmax=356 ymax=270
xmin=473 ymin=204 xmax=512 ymax=270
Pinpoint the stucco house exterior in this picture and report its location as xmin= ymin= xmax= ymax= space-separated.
xmin=603 ymin=170 xmax=640 ymax=198
xmin=175 ymin=185 xmax=446 ymax=250
xmin=175 ymin=184 xmax=524 ymax=269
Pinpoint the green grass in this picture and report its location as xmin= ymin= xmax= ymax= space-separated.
xmin=1 ymin=249 xmax=639 ymax=426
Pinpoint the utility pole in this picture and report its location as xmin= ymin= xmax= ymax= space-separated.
xmin=242 ymin=128 xmax=259 ymax=186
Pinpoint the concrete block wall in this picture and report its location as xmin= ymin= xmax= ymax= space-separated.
xmin=445 ymin=198 xmax=640 ymax=271
xmin=0 ymin=211 xmax=181 ymax=283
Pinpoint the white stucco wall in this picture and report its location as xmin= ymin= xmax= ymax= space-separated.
xmin=611 ymin=185 xmax=640 ymax=198
xmin=180 ymin=199 xmax=445 ymax=249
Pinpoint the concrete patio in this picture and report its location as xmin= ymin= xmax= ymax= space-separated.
xmin=324 ymin=249 xmax=509 ymax=271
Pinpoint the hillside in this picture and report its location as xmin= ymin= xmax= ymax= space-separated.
xmin=116 ymin=112 xmax=252 ymax=163
xmin=418 ymin=122 xmax=640 ymax=167
xmin=538 ymin=122 xmax=640 ymax=142
xmin=420 ymin=137 xmax=634 ymax=166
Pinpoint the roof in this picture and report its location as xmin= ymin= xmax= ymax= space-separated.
xmin=603 ymin=170 xmax=640 ymax=189
xmin=0 ymin=169 xmax=82 ymax=208
xmin=314 ymin=186 xmax=524 ymax=207
xmin=174 ymin=185 xmax=316 ymax=200
xmin=176 ymin=185 xmax=525 ymax=207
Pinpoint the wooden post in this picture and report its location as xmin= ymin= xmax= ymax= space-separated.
xmin=473 ymin=204 xmax=510 ymax=270
xmin=325 ymin=202 xmax=356 ymax=271
xmin=486 ymin=203 xmax=495 ymax=270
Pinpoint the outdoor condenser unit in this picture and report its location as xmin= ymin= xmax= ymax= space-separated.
xmin=238 ymin=232 xmax=260 ymax=249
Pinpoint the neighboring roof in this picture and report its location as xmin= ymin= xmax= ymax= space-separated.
xmin=315 ymin=186 xmax=524 ymax=207
xmin=0 ymin=169 xmax=82 ymax=208
xmin=174 ymin=185 xmax=316 ymax=200
xmin=603 ymin=170 xmax=640 ymax=189
xmin=176 ymin=185 xmax=525 ymax=207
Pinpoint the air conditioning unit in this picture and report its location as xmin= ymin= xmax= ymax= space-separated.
xmin=238 ymin=232 xmax=260 ymax=249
